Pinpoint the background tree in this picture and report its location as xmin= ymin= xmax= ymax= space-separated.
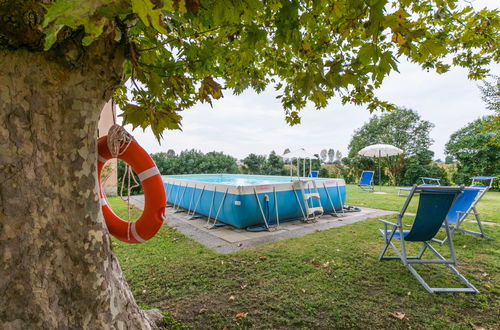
xmin=242 ymin=154 xmax=267 ymax=174
xmin=327 ymin=149 xmax=335 ymax=164
xmin=348 ymin=108 xmax=434 ymax=157
xmin=151 ymin=152 xmax=172 ymax=174
xmin=166 ymin=149 xmax=176 ymax=157
xmin=264 ymin=151 xmax=287 ymax=175
xmin=1 ymin=0 xmax=499 ymax=327
xmin=151 ymin=150 xmax=237 ymax=175
xmin=335 ymin=150 xmax=343 ymax=163
xmin=347 ymin=108 xmax=436 ymax=185
xmin=479 ymin=75 xmax=500 ymax=113
xmin=445 ymin=117 xmax=500 ymax=189
xmin=320 ymin=149 xmax=327 ymax=163
xmin=283 ymin=148 xmax=291 ymax=164
xmin=479 ymin=75 xmax=500 ymax=145
xmin=445 ymin=156 xmax=455 ymax=164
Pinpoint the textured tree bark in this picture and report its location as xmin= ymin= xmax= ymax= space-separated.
xmin=0 ymin=40 xmax=157 ymax=328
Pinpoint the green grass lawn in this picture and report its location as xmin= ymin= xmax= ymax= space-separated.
xmin=110 ymin=187 xmax=499 ymax=329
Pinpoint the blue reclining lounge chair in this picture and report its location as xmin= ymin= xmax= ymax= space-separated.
xmin=470 ymin=176 xmax=496 ymax=188
xmin=419 ymin=177 xmax=441 ymax=186
xmin=397 ymin=177 xmax=441 ymax=196
xmin=434 ymin=176 xmax=496 ymax=243
xmin=358 ymin=171 xmax=374 ymax=192
xmin=378 ymin=185 xmax=479 ymax=293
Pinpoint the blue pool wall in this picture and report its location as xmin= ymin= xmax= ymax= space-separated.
xmin=163 ymin=177 xmax=347 ymax=229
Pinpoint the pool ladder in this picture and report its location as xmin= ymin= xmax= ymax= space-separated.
xmin=294 ymin=180 xmax=324 ymax=222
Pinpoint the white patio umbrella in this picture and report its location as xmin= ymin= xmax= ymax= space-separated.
xmin=282 ymin=148 xmax=316 ymax=178
xmin=358 ymin=144 xmax=404 ymax=191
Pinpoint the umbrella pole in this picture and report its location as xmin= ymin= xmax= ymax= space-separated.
xmin=379 ymin=150 xmax=382 ymax=191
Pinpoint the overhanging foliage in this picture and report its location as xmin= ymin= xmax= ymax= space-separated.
xmin=38 ymin=0 xmax=500 ymax=139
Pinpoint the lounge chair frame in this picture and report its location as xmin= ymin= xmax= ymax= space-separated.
xmin=378 ymin=185 xmax=479 ymax=293
xmin=358 ymin=170 xmax=375 ymax=192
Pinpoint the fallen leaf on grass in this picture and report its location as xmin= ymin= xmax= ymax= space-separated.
xmin=199 ymin=308 xmax=207 ymax=314
xmin=228 ymin=295 xmax=235 ymax=301
xmin=407 ymin=291 xmax=411 ymax=296
xmin=235 ymin=312 xmax=248 ymax=319
xmin=470 ymin=323 xmax=486 ymax=330
xmin=141 ymin=289 xmax=147 ymax=294
xmin=222 ymin=327 xmax=229 ymax=330
xmin=481 ymin=272 xmax=489 ymax=278
xmin=389 ymin=312 xmax=409 ymax=323
xmin=463 ymin=245 xmax=467 ymax=248
xmin=315 ymin=229 xmax=321 ymax=232
xmin=322 ymin=261 xmax=330 ymax=268
xmin=301 ymin=289 xmax=306 ymax=293
xmin=259 ymin=256 xmax=268 ymax=260
xmin=483 ymin=284 xmax=491 ymax=290
xmin=220 ymin=260 xmax=225 ymax=265
xmin=240 ymin=284 xmax=248 ymax=289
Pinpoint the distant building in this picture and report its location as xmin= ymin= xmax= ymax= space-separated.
xmin=98 ymin=100 xmax=118 ymax=195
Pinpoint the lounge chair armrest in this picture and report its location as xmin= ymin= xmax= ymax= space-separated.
xmin=378 ymin=219 xmax=399 ymax=227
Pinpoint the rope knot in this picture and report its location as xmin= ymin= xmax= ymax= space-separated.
xmin=107 ymin=124 xmax=135 ymax=158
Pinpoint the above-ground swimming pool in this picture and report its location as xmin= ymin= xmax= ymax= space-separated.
xmin=163 ymin=174 xmax=346 ymax=229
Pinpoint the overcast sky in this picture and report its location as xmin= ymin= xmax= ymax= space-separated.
xmin=122 ymin=0 xmax=499 ymax=161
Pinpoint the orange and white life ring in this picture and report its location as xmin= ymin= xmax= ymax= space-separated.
xmin=97 ymin=136 xmax=166 ymax=243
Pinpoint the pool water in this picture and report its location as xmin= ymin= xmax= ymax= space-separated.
xmin=165 ymin=174 xmax=296 ymax=186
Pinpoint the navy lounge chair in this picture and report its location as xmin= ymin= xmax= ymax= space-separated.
xmin=378 ymin=185 xmax=479 ymax=293
xmin=358 ymin=171 xmax=374 ymax=192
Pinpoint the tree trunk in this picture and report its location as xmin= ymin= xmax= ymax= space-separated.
xmin=0 ymin=43 xmax=157 ymax=328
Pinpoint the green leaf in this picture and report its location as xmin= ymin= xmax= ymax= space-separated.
xmin=132 ymin=0 xmax=152 ymax=27
xmin=358 ymin=44 xmax=378 ymax=65
xmin=40 ymin=0 xmax=499 ymax=140
xmin=149 ymin=72 xmax=163 ymax=97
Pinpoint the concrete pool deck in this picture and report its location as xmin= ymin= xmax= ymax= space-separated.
xmin=129 ymin=195 xmax=396 ymax=253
